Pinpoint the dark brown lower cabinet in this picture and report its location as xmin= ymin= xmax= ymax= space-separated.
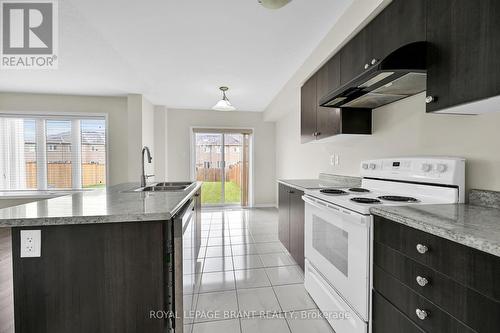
xmin=12 ymin=222 xmax=166 ymax=333
xmin=289 ymin=190 xmax=305 ymax=270
xmin=372 ymin=291 xmax=425 ymax=333
xmin=373 ymin=215 xmax=500 ymax=333
xmin=278 ymin=183 xmax=305 ymax=270
xmin=10 ymin=190 xmax=202 ymax=333
xmin=278 ymin=184 xmax=290 ymax=250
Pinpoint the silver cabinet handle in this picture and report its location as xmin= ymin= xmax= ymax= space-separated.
xmin=416 ymin=244 xmax=428 ymax=254
xmin=371 ymin=58 xmax=378 ymax=65
xmin=425 ymin=96 xmax=435 ymax=104
xmin=364 ymin=63 xmax=370 ymax=69
xmin=416 ymin=309 xmax=428 ymax=320
xmin=416 ymin=276 xmax=429 ymax=287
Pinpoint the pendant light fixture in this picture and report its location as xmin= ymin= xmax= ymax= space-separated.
xmin=212 ymin=86 xmax=236 ymax=111
xmin=258 ymin=0 xmax=291 ymax=10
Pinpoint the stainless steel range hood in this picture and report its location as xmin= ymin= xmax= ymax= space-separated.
xmin=319 ymin=42 xmax=427 ymax=109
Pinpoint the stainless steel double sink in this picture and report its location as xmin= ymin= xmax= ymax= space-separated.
xmin=132 ymin=182 xmax=194 ymax=192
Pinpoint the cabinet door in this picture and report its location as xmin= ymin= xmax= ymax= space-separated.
xmin=316 ymin=54 xmax=341 ymax=140
xmin=426 ymin=0 xmax=500 ymax=112
xmin=278 ymin=184 xmax=290 ymax=251
xmin=367 ymin=0 xmax=426 ymax=64
xmin=300 ymin=75 xmax=317 ymax=143
xmin=340 ymin=29 xmax=368 ymax=85
xmin=289 ymin=190 xmax=305 ymax=270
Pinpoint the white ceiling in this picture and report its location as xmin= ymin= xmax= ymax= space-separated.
xmin=0 ymin=0 xmax=352 ymax=111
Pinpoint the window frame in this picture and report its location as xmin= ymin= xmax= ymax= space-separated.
xmin=0 ymin=111 xmax=109 ymax=191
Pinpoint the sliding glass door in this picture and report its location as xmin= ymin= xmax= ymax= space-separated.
xmin=194 ymin=130 xmax=250 ymax=207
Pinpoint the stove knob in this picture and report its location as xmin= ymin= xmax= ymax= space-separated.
xmin=362 ymin=163 xmax=369 ymax=170
xmin=436 ymin=164 xmax=447 ymax=173
xmin=369 ymin=163 xmax=376 ymax=170
xmin=421 ymin=163 xmax=432 ymax=172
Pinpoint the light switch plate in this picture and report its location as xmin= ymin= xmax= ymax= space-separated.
xmin=20 ymin=230 xmax=41 ymax=258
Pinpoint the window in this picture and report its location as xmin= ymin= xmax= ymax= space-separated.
xmin=0 ymin=115 xmax=107 ymax=190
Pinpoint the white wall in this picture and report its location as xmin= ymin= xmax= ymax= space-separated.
xmin=0 ymin=92 xmax=129 ymax=185
xmin=270 ymin=0 xmax=500 ymax=193
xmin=141 ymin=97 xmax=155 ymax=177
xmin=166 ymin=109 xmax=276 ymax=206
xmin=154 ymin=106 xmax=169 ymax=180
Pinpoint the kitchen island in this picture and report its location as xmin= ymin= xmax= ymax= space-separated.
xmin=0 ymin=182 xmax=202 ymax=333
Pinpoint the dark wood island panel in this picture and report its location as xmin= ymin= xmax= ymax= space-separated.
xmin=11 ymin=222 xmax=167 ymax=333
xmin=0 ymin=228 xmax=15 ymax=333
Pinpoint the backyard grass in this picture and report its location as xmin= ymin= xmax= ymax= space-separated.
xmin=83 ymin=183 xmax=106 ymax=189
xmin=201 ymin=181 xmax=241 ymax=204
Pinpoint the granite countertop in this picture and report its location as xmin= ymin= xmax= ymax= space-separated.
xmin=0 ymin=182 xmax=202 ymax=227
xmin=278 ymin=174 xmax=361 ymax=190
xmin=371 ymin=204 xmax=500 ymax=258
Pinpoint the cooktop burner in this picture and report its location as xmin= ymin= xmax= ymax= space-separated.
xmin=378 ymin=195 xmax=419 ymax=202
xmin=320 ymin=189 xmax=348 ymax=195
xmin=349 ymin=188 xmax=370 ymax=193
xmin=350 ymin=197 xmax=381 ymax=204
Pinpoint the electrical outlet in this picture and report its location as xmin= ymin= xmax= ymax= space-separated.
xmin=20 ymin=230 xmax=41 ymax=258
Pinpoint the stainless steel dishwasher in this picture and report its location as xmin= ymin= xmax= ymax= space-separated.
xmin=167 ymin=199 xmax=198 ymax=333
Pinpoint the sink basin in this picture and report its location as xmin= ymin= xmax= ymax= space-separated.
xmin=155 ymin=182 xmax=193 ymax=187
xmin=131 ymin=182 xmax=194 ymax=192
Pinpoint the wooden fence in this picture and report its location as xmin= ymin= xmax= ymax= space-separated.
xmin=26 ymin=162 xmax=106 ymax=188
xmin=196 ymin=162 xmax=241 ymax=186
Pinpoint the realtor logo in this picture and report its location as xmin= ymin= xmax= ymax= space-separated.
xmin=1 ymin=0 xmax=58 ymax=69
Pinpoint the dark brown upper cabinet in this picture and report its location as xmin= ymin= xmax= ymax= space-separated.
xmin=301 ymin=54 xmax=371 ymax=143
xmin=366 ymin=0 xmax=426 ymax=67
xmin=425 ymin=0 xmax=500 ymax=113
xmin=300 ymin=75 xmax=317 ymax=143
xmin=340 ymin=30 xmax=368 ymax=86
xmin=316 ymin=55 xmax=341 ymax=140
xmin=340 ymin=0 xmax=426 ymax=87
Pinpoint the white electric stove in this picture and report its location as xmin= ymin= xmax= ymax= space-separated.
xmin=302 ymin=157 xmax=465 ymax=333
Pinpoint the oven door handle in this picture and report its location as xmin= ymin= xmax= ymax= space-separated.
xmin=303 ymin=195 xmax=368 ymax=227
xmin=303 ymin=195 xmax=340 ymax=212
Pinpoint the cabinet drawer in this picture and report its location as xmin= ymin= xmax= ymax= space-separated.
xmin=374 ymin=216 xmax=500 ymax=302
xmin=372 ymin=291 xmax=424 ymax=333
xmin=374 ymin=265 xmax=475 ymax=333
xmin=374 ymin=241 xmax=500 ymax=332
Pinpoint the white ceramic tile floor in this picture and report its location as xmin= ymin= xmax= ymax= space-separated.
xmin=273 ymin=284 xmax=317 ymax=312
xmin=232 ymin=254 xmax=265 ymax=270
xmin=265 ymin=266 xmax=304 ymax=286
xmin=260 ymin=253 xmax=295 ymax=267
xmin=184 ymin=208 xmax=332 ymax=333
xmin=205 ymin=246 xmax=232 ymax=258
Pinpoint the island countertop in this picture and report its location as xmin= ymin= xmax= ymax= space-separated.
xmin=0 ymin=182 xmax=202 ymax=227
xmin=370 ymin=203 xmax=500 ymax=258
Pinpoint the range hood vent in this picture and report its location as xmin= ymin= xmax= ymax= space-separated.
xmin=319 ymin=42 xmax=427 ymax=110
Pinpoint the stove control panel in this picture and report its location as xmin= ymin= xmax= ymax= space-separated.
xmin=360 ymin=157 xmax=465 ymax=186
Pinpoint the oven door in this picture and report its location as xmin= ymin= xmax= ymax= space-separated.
xmin=303 ymin=195 xmax=370 ymax=321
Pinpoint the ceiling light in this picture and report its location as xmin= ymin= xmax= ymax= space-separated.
xmin=212 ymin=87 xmax=236 ymax=111
xmin=258 ymin=0 xmax=291 ymax=9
